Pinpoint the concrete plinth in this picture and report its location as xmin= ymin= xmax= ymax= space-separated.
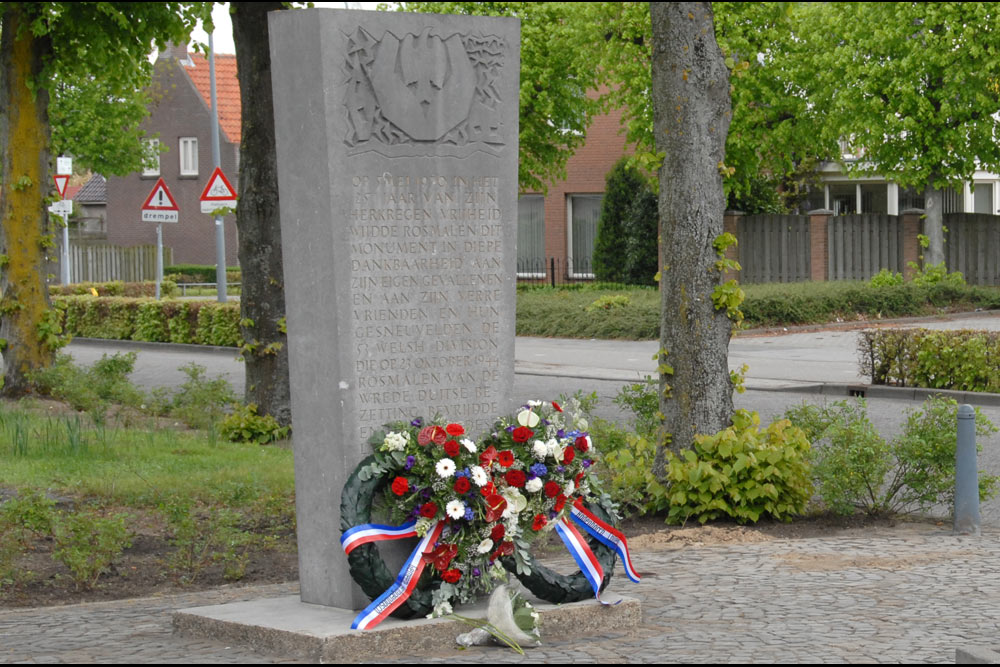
xmin=173 ymin=593 xmax=640 ymax=662
xmin=957 ymin=646 xmax=1000 ymax=664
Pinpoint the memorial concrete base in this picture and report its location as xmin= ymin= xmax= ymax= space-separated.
xmin=173 ymin=593 xmax=640 ymax=662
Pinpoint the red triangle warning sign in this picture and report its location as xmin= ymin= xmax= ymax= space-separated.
xmin=53 ymin=174 xmax=70 ymax=198
xmin=199 ymin=167 xmax=237 ymax=202
xmin=141 ymin=178 xmax=180 ymax=211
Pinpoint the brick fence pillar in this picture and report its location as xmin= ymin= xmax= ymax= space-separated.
xmin=723 ymin=209 xmax=742 ymax=282
xmin=807 ymin=209 xmax=833 ymax=282
xmin=900 ymin=208 xmax=924 ymax=279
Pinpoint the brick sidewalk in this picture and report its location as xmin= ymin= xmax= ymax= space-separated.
xmin=4 ymin=525 xmax=999 ymax=663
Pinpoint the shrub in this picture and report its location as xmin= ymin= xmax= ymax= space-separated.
xmin=161 ymin=496 xmax=254 ymax=583
xmin=0 ymin=491 xmax=55 ymax=590
xmin=869 ymin=268 xmax=904 ymax=288
xmin=859 ymin=328 xmax=1000 ymax=391
xmin=664 ymin=410 xmax=813 ymax=525
xmin=220 ymin=403 xmax=290 ymax=444
xmin=52 ymin=509 xmax=133 ymax=590
xmin=786 ymin=397 xmax=998 ymax=516
xmin=621 ymin=188 xmax=659 ymax=286
xmin=165 ymin=264 xmax=240 ymax=284
xmin=169 ymin=363 xmax=238 ymax=431
xmin=31 ymin=352 xmax=144 ymax=420
xmin=593 ymin=158 xmax=648 ymax=284
xmin=585 ymin=294 xmax=631 ymax=313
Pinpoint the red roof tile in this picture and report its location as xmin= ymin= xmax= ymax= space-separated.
xmin=186 ymin=52 xmax=242 ymax=145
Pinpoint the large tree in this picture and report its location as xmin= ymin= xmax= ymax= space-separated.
xmin=0 ymin=2 xmax=211 ymax=395
xmin=231 ymin=2 xmax=291 ymax=427
xmin=799 ymin=2 xmax=1000 ymax=266
xmin=650 ymin=2 xmax=733 ymax=464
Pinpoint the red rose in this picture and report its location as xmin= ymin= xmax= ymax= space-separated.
xmin=490 ymin=524 xmax=505 ymax=542
xmin=575 ymin=435 xmax=590 ymax=452
xmin=532 ymin=514 xmax=547 ymax=531
xmin=453 ymin=477 xmax=471 ymax=494
xmin=498 ymin=450 xmax=515 ymax=467
xmin=554 ymin=494 xmax=567 ymax=512
xmin=563 ymin=446 xmax=576 ymax=464
xmin=420 ymin=502 xmax=438 ymax=518
xmin=444 ymin=440 xmax=461 ymax=457
xmin=391 ymin=476 xmax=409 ymax=496
xmin=441 ymin=568 xmax=462 ymax=583
xmin=505 ymin=470 xmax=527 ymax=488
xmin=485 ymin=494 xmax=507 ymax=523
xmin=552 ymin=401 xmax=563 ymax=412
xmin=511 ymin=427 xmax=533 ymax=443
xmin=544 ymin=481 xmax=561 ymax=498
xmin=446 ymin=423 xmax=465 ymax=436
xmin=480 ymin=445 xmax=498 ymax=467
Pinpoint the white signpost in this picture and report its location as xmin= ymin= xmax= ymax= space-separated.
xmin=141 ymin=178 xmax=180 ymax=299
xmin=54 ymin=157 xmax=72 ymax=284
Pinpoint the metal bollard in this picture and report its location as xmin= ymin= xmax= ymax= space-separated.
xmin=954 ymin=404 xmax=981 ymax=536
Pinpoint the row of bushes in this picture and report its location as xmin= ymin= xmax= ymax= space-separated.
xmin=49 ymin=281 xmax=178 ymax=298
xmin=54 ymin=296 xmax=241 ymax=347
xmin=860 ymin=328 xmax=1000 ymax=392
xmin=164 ymin=264 xmax=240 ymax=284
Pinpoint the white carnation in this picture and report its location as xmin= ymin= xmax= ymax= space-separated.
xmin=564 ymin=480 xmax=576 ymax=496
xmin=532 ymin=440 xmax=548 ymax=460
xmin=525 ymin=477 xmax=543 ymax=493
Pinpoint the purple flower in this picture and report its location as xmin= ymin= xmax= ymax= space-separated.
xmin=583 ymin=460 xmax=592 ymax=468
xmin=505 ymin=424 xmax=515 ymax=433
xmin=557 ymin=465 xmax=565 ymax=473
xmin=472 ymin=568 xmax=481 ymax=577
xmin=405 ymin=455 xmax=416 ymax=470
xmin=557 ymin=429 xmax=565 ymax=438
xmin=541 ymin=419 xmax=551 ymax=426
xmin=530 ymin=463 xmax=548 ymax=477
xmin=411 ymin=418 xmax=423 ymax=427
xmin=422 ymin=488 xmax=432 ymax=498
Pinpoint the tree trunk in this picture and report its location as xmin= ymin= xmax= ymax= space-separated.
xmin=650 ymin=2 xmax=733 ymax=471
xmin=0 ymin=6 xmax=55 ymax=396
xmin=232 ymin=2 xmax=291 ymax=427
xmin=923 ymin=180 xmax=944 ymax=268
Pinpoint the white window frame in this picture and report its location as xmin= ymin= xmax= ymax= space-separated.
xmin=142 ymin=139 xmax=160 ymax=177
xmin=179 ymin=137 xmax=198 ymax=176
xmin=567 ymin=194 xmax=602 ymax=279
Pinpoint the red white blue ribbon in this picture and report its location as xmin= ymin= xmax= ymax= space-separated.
xmin=570 ymin=498 xmax=641 ymax=583
xmin=340 ymin=520 xmax=418 ymax=555
xmin=345 ymin=520 xmax=444 ymax=630
xmin=555 ymin=518 xmax=613 ymax=604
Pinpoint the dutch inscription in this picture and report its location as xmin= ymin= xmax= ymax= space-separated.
xmin=351 ymin=171 xmax=503 ymax=439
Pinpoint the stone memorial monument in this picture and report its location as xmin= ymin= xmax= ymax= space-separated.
xmin=268 ymin=8 xmax=520 ymax=609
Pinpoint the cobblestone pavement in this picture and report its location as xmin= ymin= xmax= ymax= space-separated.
xmin=4 ymin=526 xmax=1000 ymax=663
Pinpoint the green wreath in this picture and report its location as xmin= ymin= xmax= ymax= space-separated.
xmin=341 ymin=454 xmax=619 ymax=615
xmin=502 ymin=502 xmax=618 ymax=604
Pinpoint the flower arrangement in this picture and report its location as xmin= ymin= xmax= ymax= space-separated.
xmin=357 ymin=397 xmax=604 ymax=617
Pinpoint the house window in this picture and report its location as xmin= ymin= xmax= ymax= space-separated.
xmin=179 ymin=137 xmax=198 ymax=176
xmin=829 ymin=184 xmax=856 ymax=216
xmin=942 ymin=186 xmax=964 ymax=214
xmin=142 ymin=139 xmax=160 ymax=177
xmin=859 ymin=184 xmax=888 ymax=213
xmin=517 ymin=195 xmax=545 ymax=277
xmin=898 ymin=186 xmax=925 ymax=211
xmin=568 ymin=194 xmax=602 ymax=278
xmin=973 ymin=182 xmax=995 ymax=214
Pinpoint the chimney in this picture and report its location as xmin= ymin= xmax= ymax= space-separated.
xmin=158 ymin=42 xmax=194 ymax=67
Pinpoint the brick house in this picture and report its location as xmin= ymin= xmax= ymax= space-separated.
xmin=517 ymin=108 xmax=632 ymax=281
xmin=103 ymin=43 xmax=240 ymax=266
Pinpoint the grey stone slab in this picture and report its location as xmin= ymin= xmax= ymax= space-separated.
xmin=268 ymin=8 xmax=519 ymax=609
xmin=173 ymin=593 xmax=640 ymax=663
xmin=957 ymin=646 xmax=1000 ymax=664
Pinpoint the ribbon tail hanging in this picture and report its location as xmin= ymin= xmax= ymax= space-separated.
xmin=554 ymin=518 xmax=615 ymax=605
xmin=570 ymin=498 xmax=641 ymax=583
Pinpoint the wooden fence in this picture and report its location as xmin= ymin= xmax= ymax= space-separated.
xmin=826 ymin=213 xmax=906 ymax=281
xmin=738 ymin=215 xmax=811 ymax=283
xmin=945 ymin=213 xmax=1000 ymax=285
xmin=55 ymin=244 xmax=172 ymax=283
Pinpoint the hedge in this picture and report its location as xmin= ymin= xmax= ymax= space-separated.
xmin=164 ymin=264 xmax=241 ymax=284
xmin=54 ymin=296 xmax=242 ymax=347
xmin=859 ymin=328 xmax=1000 ymax=392
xmin=49 ymin=280 xmax=178 ymax=298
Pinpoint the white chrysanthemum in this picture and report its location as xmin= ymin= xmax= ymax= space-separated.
xmin=382 ymin=431 xmax=409 ymax=451
xmin=532 ymin=440 xmax=548 ymax=460
xmin=527 ymin=399 xmax=542 ymax=407
xmin=436 ymin=458 xmax=456 ymax=478
xmin=461 ymin=438 xmax=477 ymax=453
xmin=446 ymin=499 xmax=466 ymax=520
xmin=477 ymin=538 xmax=494 ymax=554
xmin=525 ymin=478 xmax=543 ymax=493
xmin=564 ymin=480 xmax=576 ymax=496
xmin=470 ymin=465 xmax=489 ymax=487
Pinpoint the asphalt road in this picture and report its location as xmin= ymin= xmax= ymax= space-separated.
xmin=65 ymin=316 xmax=1000 ymax=526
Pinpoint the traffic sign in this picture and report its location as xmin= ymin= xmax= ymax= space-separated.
xmin=57 ymin=156 xmax=72 ymax=175
xmin=53 ymin=174 xmax=70 ymax=198
xmin=141 ymin=177 xmax=179 ymax=223
xmin=199 ymin=167 xmax=237 ymax=214
xmin=48 ymin=200 xmax=72 ymax=217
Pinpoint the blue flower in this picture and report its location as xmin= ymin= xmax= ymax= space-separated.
xmin=464 ymin=506 xmax=474 ymax=521
xmin=530 ymin=463 xmax=548 ymax=477
xmin=405 ymin=455 xmax=416 ymax=470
